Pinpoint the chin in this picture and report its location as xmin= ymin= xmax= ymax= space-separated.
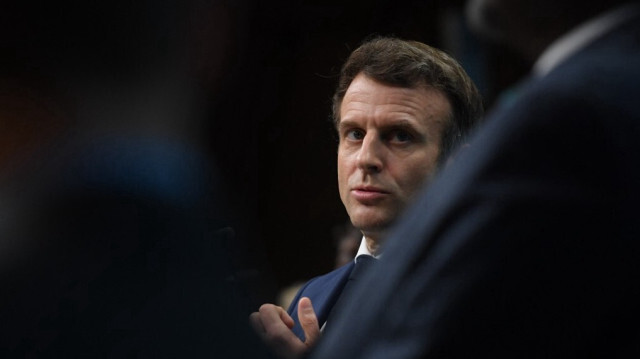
xmin=351 ymin=216 xmax=394 ymax=236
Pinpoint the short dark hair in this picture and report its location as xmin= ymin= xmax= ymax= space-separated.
xmin=332 ymin=36 xmax=484 ymax=165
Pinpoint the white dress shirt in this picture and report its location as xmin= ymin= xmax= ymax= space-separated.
xmin=355 ymin=236 xmax=381 ymax=260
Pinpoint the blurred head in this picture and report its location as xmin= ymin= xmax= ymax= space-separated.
xmin=333 ymin=37 xmax=483 ymax=246
xmin=465 ymin=0 xmax=630 ymax=60
xmin=0 ymin=0 xmax=243 ymax=355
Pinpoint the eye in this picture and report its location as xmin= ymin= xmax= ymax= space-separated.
xmin=388 ymin=129 xmax=414 ymax=143
xmin=345 ymin=129 xmax=365 ymax=141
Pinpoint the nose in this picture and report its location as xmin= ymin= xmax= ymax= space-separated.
xmin=356 ymin=133 xmax=383 ymax=174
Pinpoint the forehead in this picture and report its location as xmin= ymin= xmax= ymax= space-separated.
xmin=339 ymin=73 xmax=451 ymax=126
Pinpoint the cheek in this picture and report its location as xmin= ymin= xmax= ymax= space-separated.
xmin=394 ymin=159 xmax=437 ymax=197
xmin=337 ymin=154 xmax=349 ymax=197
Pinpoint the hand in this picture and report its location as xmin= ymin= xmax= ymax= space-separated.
xmin=250 ymin=297 xmax=321 ymax=358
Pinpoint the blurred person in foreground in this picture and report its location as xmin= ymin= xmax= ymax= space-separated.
xmin=0 ymin=0 xmax=269 ymax=357
xmin=311 ymin=1 xmax=640 ymax=358
xmin=250 ymin=36 xmax=483 ymax=358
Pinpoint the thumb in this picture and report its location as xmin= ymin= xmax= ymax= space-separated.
xmin=297 ymin=297 xmax=321 ymax=346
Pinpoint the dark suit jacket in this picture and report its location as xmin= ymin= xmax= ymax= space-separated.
xmin=287 ymin=262 xmax=354 ymax=341
xmin=312 ymin=8 xmax=640 ymax=359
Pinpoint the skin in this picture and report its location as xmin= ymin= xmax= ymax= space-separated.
xmin=249 ymin=298 xmax=320 ymax=359
xmin=337 ymin=73 xmax=450 ymax=254
xmin=250 ymin=72 xmax=451 ymax=358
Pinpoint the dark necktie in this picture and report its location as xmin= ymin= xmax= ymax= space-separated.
xmin=324 ymin=255 xmax=376 ymax=331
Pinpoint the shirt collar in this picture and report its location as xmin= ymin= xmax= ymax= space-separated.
xmin=355 ymin=236 xmax=381 ymax=260
xmin=534 ymin=3 xmax=640 ymax=77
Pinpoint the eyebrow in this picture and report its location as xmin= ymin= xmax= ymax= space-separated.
xmin=338 ymin=118 xmax=420 ymax=131
xmin=378 ymin=119 xmax=419 ymax=131
xmin=337 ymin=119 xmax=359 ymax=132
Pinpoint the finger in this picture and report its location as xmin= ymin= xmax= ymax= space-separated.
xmin=249 ymin=311 xmax=266 ymax=335
xmin=280 ymin=307 xmax=295 ymax=329
xmin=297 ymin=297 xmax=321 ymax=346
xmin=258 ymin=304 xmax=307 ymax=358
xmin=259 ymin=304 xmax=292 ymax=333
xmin=257 ymin=303 xmax=294 ymax=329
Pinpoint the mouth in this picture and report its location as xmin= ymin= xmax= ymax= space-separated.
xmin=353 ymin=186 xmax=389 ymax=193
xmin=351 ymin=186 xmax=390 ymax=203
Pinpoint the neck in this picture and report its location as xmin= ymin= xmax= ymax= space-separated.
xmin=363 ymin=233 xmax=384 ymax=256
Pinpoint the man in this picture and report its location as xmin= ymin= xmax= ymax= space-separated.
xmin=311 ymin=1 xmax=640 ymax=358
xmin=250 ymin=37 xmax=483 ymax=358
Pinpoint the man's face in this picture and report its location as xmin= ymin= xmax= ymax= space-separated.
xmin=337 ymin=73 xmax=451 ymax=240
